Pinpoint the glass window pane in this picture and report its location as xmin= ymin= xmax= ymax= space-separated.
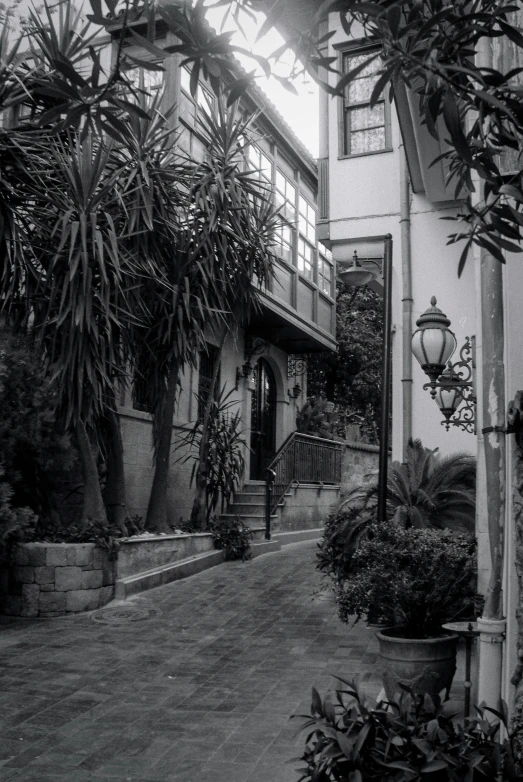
xmin=143 ymin=69 xmax=163 ymax=93
xmin=351 ymin=104 xmax=384 ymax=131
xmin=287 ymin=181 xmax=296 ymax=203
xmin=299 ymin=196 xmax=308 ymax=217
xmin=351 ymin=127 xmax=386 ymax=154
xmin=276 ymin=171 xmax=285 ymax=192
xmin=347 ymin=76 xmax=379 ymax=104
xmin=319 ymin=243 xmax=333 ymax=262
xmin=181 ymin=67 xmax=191 ymax=94
xmin=345 ymin=53 xmax=380 ymax=77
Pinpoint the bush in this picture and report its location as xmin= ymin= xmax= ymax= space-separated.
xmin=0 ymin=332 xmax=76 ymax=518
xmin=209 ymin=516 xmax=253 ymax=561
xmin=295 ymin=680 xmax=519 ymax=781
xmin=335 ymin=523 xmax=480 ymax=638
xmin=316 ymin=495 xmax=375 ymax=585
xmin=0 ymin=475 xmax=37 ymax=556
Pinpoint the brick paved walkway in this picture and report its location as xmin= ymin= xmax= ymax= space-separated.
xmin=0 ymin=541 xmax=382 ymax=782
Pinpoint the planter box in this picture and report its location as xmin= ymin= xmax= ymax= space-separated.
xmin=116 ymin=533 xmax=215 ymax=579
xmin=0 ymin=543 xmax=115 ymax=618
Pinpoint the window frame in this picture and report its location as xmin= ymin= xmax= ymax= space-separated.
xmin=318 ymin=252 xmax=334 ymax=298
xmin=337 ymin=42 xmax=392 ymax=160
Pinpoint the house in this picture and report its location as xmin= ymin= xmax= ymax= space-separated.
xmin=105 ymin=14 xmax=341 ymax=532
xmin=277 ymin=6 xmax=521 ymax=717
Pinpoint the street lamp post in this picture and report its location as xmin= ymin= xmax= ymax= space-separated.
xmin=337 ymin=234 xmax=393 ymax=522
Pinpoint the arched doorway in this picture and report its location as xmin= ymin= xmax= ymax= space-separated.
xmin=250 ymin=358 xmax=277 ymax=479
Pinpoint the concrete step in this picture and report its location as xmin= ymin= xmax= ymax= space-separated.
xmin=115 ymin=550 xmax=225 ymax=600
xmin=234 ymin=493 xmax=266 ymax=505
xmin=220 ymin=513 xmax=279 ymax=530
xmin=239 ymin=484 xmax=266 ymax=496
xmin=229 ymin=502 xmax=266 ymax=515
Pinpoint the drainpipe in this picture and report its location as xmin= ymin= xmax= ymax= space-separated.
xmin=476 ymin=36 xmax=507 ymax=709
xmin=400 ymin=146 xmax=413 ymax=460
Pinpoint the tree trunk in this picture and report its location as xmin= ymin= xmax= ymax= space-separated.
xmin=145 ymin=361 xmax=179 ymax=532
xmin=510 ymin=438 xmax=523 ymax=771
xmin=75 ymin=419 xmax=107 ymax=526
xmin=190 ymin=329 xmax=228 ymax=531
xmin=103 ymin=408 xmax=128 ymax=534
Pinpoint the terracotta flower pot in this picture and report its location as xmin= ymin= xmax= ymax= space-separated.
xmin=376 ymin=627 xmax=458 ymax=700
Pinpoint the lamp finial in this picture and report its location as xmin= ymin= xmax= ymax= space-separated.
xmin=431 ymin=295 xmax=437 ymax=307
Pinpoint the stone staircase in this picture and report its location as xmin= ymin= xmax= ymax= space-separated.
xmin=220 ymin=480 xmax=283 ymax=540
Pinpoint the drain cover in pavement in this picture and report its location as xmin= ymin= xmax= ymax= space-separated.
xmin=91 ymin=604 xmax=161 ymax=625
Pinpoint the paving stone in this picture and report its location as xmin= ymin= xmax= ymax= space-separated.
xmin=54 ymin=567 xmax=83 ymax=592
xmin=0 ymin=541 xmax=457 ymax=782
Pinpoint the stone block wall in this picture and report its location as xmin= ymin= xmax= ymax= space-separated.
xmin=0 ymin=543 xmax=115 ymax=617
xmin=341 ymin=441 xmax=381 ymax=497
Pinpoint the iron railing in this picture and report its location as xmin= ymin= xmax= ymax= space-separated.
xmin=264 ymin=432 xmax=343 ymax=540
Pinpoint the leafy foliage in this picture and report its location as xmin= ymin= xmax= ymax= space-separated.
xmin=209 ymin=515 xmax=253 ymax=561
xmin=0 ymin=475 xmax=37 ymax=556
xmin=0 ymin=331 xmax=77 ymax=517
xmin=335 ymin=522 xmax=480 ymax=638
xmin=296 ymin=397 xmax=348 ymax=441
xmin=317 ymin=438 xmax=476 ymax=589
xmin=295 ymin=680 xmax=519 ymax=781
xmin=181 ymin=386 xmax=247 ymax=525
xmin=306 ymin=284 xmax=383 ymax=443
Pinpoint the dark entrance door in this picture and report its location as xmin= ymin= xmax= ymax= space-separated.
xmin=250 ymin=358 xmax=277 ymax=479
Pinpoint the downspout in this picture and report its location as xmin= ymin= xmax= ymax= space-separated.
xmin=400 ymin=146 xmax=413 ymax=460
xmin=476 ymin=35 xmax=507 ymax=709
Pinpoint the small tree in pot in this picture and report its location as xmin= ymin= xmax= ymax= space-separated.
xmin=336 ymin=522 xmax=480 ymax=699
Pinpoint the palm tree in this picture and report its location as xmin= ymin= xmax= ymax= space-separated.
xmin=186 ymin=102 xmax=280 ymax=530
xmin=320 ymin=439 xmax=476 ymax=582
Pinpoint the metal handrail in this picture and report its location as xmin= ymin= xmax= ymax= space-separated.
xmin=264 ymin=431 xmax=344 ymax=539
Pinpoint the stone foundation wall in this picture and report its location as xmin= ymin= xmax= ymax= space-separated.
xmin=0 ymin=543 xmax=115 ymax=617
xmin=341 ymin=441 xmax=382 ymax=496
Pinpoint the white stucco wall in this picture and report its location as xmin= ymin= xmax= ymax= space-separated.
xmin=326 ymin=16 xmax=476 ymax=461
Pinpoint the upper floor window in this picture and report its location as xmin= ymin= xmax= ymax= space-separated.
xmin=318 ymin=243 xmax=333 ymax=296
xmin=126 ymin=66 xmax=163 ymax=107
xmin=299 ymin=196 xmax=316 ymax=244
xmin=298 ymin=238 xmax=314 ymax=280
xmin=275 ymin=222 xmax=293 ymax=265
xmin=341 ymin=49 xmax=390 ymax=156
xmin=180 ymin=66 xmax=213 ymax=125
xmin=275 ymin=170 xmax=296 ymax=222
xmin=248 ymin=144 xmax=272 ymax=185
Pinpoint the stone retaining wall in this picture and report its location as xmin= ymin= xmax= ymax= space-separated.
xmin=0 ymin=543 xmax=115 ymax=617
xmin=341 ymin=441 xmax=382 ymax=496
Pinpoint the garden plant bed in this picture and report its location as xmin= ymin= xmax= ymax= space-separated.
xmin=0 ymin=542 xmax=115 ymax=617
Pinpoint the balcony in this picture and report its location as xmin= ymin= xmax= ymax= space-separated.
xmin=249 ymin=260 xmax=336 ymax=354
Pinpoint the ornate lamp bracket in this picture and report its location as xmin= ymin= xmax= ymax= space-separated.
xmin=423 ymin=337 xmax=477 ymax=434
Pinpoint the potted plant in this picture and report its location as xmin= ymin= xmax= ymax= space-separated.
xmin=335 ymin=521 xmax=480 ymax=698
xmin=295 ymin=680 xmax=519 ymax=781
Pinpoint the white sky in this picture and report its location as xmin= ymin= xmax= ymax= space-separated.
xmin=205 ymin=4 xmax=319 ymax=157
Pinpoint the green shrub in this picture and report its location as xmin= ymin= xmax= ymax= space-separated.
xmin=0 ymin=332 xmax=76 ymax=518
xmin=335 ymin=522 xmax=480 ymax=638
xmin=295 ymin=680 xmax=519 ymax=781
xmin=209 ymin=516 xmax=253 ymax=561
xmin=0 ymin=475 xmax=37 ymax=556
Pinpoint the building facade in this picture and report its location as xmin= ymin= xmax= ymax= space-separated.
xmin=111 ymin=17 xmax=337 ymax=523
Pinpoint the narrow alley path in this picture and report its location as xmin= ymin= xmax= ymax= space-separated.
xmin=0 ymin=541 xmax=381 ymax=782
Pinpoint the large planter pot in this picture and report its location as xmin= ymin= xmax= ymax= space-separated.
xmin=376 ymin=627 xmax=458 ymax=699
